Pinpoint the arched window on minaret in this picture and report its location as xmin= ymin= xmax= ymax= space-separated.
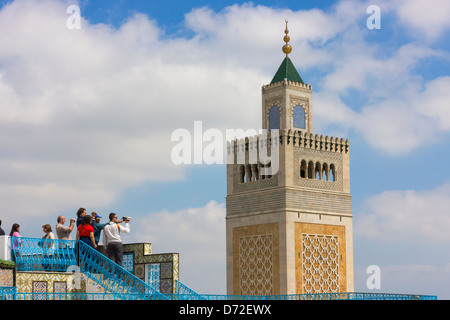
xmin=330 ymin=164 xmax=336 ymax=182
xmin=308 ymin=161 xmax=314 ymax=179
xmin=293 ymin=105 xmax=305 ymax=129
xmin=245 ymin=164 xmax=252 ymax=182
xmin=315 ymin=162 xmax=322 ymax=180
xmin=269 ymin=105 xmax=280 ymax=131
xmin=322 ymin=163 xmax=329 ymax=181
xmin=300 ymin=160 xmax=307 ymax=178
xmin=251 ymin=164 xmax=258 ymax=181
xmin=239 ymin=165 xmax=245 ymax=183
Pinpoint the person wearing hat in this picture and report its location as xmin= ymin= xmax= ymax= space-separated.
xmin=91 ymin=211 xmax=107 ymax=251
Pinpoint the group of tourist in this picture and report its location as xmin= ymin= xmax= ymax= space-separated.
xmin=0 ymin=208 xmax=131 ymax=267
xmin=0 ymin=220 xmax=21 ymax=239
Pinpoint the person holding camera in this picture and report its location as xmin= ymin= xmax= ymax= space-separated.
xmin=102 ymin=213 xmax=130 ymax=266
xmin=56 ymin=215 xmax=76 ymax=240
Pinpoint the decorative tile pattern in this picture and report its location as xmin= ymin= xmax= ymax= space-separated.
xmin=16 ymin=272 xmax=75 ymax=294
xmin=33 ymin=281 xmax=47 ymax=300
xmin=122 ymin=252 xmax=134 ymax=273
xmin=53 ymin=281 xmax=67 ymax=293
xmin=160 ymin=279 xmax=172 ymax=294
xmin=302 ymin=233 xmax=339 ymax=294
xmin=123 ymin=243 xmax=176 ymax=264
xmin=135 ymin=264 xmax=145 ymax=279
xmin=172 ymin=254 xmax=179 ymax=282
xmin=53 ymin=281 xmax=67 ymax=300
xmin=239 ymin=234 xmax=273 ymax=296
xmin=121 ymin=243 xmax=179 ymax=294
xmin=123 ymin=243 xmax=152 ymax=264
xmin=0 ymin=268 xmax=14 ymax=287
xmin=147 ymin=264 xmax=160 ymax=291
xmin=140 ymin=253 xmax=177 ymax=264
xmin=160 ymin=262 xmax=172 ymax=279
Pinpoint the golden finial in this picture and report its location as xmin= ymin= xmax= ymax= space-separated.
xmin=282 ymin=19 xmax=292 ymax=57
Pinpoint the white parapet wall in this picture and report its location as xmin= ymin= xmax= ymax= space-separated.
xmin=0 ymin=235 xmax=12 ymax=261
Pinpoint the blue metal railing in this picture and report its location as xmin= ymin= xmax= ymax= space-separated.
xmin=10 ymin=237 xmax=168 ymax=300
xmin=7 ymin=237 xmax=438 ymax=301
xmin=7 ymin=289 xmax=438 ymax=301
xmin=170 ymin=292 xmax=437 ymax=300
xmin=77 ymin=240 xmax=168 ymax=300
xmin=11 ymin=237 xmax=77 ymax=272
xmin=10 ymin=292 xmax=438 ymax=301
xmin=170 ymin=280 xmax=206 ymax=300
xmin=0 ymin=287 xmax=16 ymax=300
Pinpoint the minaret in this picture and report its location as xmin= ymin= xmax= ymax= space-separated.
xmin=262 ymin=20 xmax=313 ymax=134
xmin=226 ymin=21 xmax=354 ymax=296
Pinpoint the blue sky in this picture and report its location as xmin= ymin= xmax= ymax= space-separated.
xmin=0 ymin=0 xmax=449 ymax=298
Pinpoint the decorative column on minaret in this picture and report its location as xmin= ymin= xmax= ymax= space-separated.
xmin=226 ymin=21 xmax=354 ymax=296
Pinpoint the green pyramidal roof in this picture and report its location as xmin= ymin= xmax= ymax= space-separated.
xmin=270 ymin=57 xmax=304 ymax=84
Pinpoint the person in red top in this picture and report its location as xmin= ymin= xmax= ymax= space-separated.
xmin=76 ymin=215 xmax=97 ymax=249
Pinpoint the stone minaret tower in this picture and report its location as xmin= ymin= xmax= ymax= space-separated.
xmin=226 ymin=21 xmax=354 ymax=295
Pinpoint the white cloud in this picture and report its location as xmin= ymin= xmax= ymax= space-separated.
xmin=316 ymin=41 xmax=449 ymax=154
xmin=355 ymin=99 xmax=437 ymax=154
xmin=414 ymin=76 xmax=450 ymax=131
xmin=394 ymin=0 xmax=450 ymax=40
xmin=355 ymin=184 xmax=450 ymax=242
xmin=0 ymin=0 xmax=266 ymax=217
xmin=0 ymin=0 xmax=367 ymax=219
xmin=354 ymin=263 xmax=449 ymax=298
xmin=1 ymin=0 xmax=449 ymax=300
xmin=132 ymin=200 xmax=226 ymax=294
xmin=0 ymin=0 xmax=448 ymax=221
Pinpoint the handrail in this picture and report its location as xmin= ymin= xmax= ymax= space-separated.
xmin=10 ymin=237 xmax=168 ymax=300
xmin=173 ymin=280 xmax=206 ymax=300
xmin=7 ymin=239 xmax=437 ymax=301
xmin=11 ymin=237 xmax=77 ymax=272
xmin=166 ymin=292 xmax=437 ymax=300
xmin=77 ymin=240 xmax=168 ymax=300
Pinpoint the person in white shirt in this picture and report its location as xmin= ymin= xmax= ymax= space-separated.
xmin=102 ymin=213 xmax=130 ymax=266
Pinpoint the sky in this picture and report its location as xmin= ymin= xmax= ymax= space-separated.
xmin=0 ymin=0 xmax=449 ymax=298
